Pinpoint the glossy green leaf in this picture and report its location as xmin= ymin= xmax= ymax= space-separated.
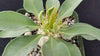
xmin=59 ymin=23 xmax=100 ymax=40
xmin=0 ymin=11 xmax=38 ymax=30
xmin=46 ymin=0 xmax=60 ymax=10
xmin=0 ymin=27 xmax=32 ymax=38
xmin=24 ymin=0 xmax=43 ymax=17
xmin=57 ymin=0 xmax=82 ymax=21
xmin=2 ymin=35 xmax=42 ymax=56
xmin=42 ymin=37 xmax=72 ymax=56
xmin=59 ymin=38 xmax=82 ymax=56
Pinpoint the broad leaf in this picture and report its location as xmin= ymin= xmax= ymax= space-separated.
xmin=24 ymin=0 xmax=43 ymax=17
xmin=59 ymin=38 xmax=82 ymax=56
xmin=0 ymin=11 xmax=39 ymax=30
xmin=2 ymin=35 xmax=42 ymax=56
xmin=57 ymin=0 xmax=82 ymax=21
xmin=0 ymin=27 xmax=32 ymax=38
xmin=42 ymin=37 xmax=72 ymax=56
xmin=59 ymin=23 xmax=100 ymax=40
xmin=46 ymin=0 xmax=60 ymax=10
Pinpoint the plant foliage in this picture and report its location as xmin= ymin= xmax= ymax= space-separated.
xmin=0 ymin=0 xmax=100 ymax=56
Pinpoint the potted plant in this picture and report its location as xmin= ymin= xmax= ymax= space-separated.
xmin=1 ymin=0 xmax=100 ymax=56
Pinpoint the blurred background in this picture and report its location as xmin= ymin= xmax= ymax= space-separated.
xmin=0 ymin=0 xmax=100 ymax=56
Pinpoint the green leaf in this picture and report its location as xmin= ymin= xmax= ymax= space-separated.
xmin=46 ymin=0 xmax=60 ymax=10
xmin=2 ymin=35 xmax=42 ymax=56
xmin=59 ymin=38 xmax=82 ymax=56
xmin=0 ymin=11 xmax=38 ymax=30
xmin=53 ymin=23 xmax=58 ymax=33
xmin=46 ymin=7 xmax=54 ymax=22
xmin=45 ymin=7 xmax=58 ymax=29
xmin=59 ymin=23 xmax=100 ymax=40
xmin=48 ymin=8 xmax=58 ymax=28
xmin=24 ymin=0 xmax=43 ymax=17
xmin=0 ymin=27 xmax=32 ymax=38
xmin=77 ymin=37 xmax=85 ymax=56
xmin=38 ymin=10 xmax=44 ymax=23
xmin=42 ymin=37 xmax=72 ymax=56
xmin=57 ymin=0 xmax=82 ymax=21
xmin=81 ymin=35 xmax=96 ymax=40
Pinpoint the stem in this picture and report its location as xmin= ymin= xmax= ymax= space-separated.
xmin=77 ymin=36 xmax=85 ymax=56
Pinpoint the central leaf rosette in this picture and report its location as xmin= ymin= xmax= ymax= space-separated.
xmin=24 ymin=0 xmax=82 ymax=36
